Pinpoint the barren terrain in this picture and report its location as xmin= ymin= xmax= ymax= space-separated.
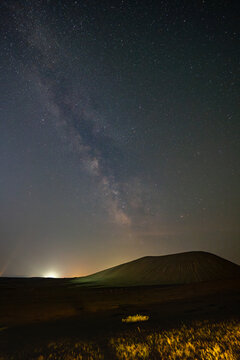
xmin=0 ymin=275 xmax=240 ymax=359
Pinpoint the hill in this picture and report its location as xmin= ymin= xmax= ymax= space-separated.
xmin=73 ymin=251 xmax=240 ymax=287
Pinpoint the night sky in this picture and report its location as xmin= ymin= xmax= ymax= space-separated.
xmin=0 ymin=0 xmax=239 ymax=277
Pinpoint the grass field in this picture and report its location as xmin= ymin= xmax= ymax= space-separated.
xmin=0 ymin=276 xmax=239 ymax=359
xmin=111 ymin=319 xmax=240 ymax=360
xmin=1 ymin=319 xmax=239 ymax=359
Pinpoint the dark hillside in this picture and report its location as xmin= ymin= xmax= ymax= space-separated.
xmin=74 ymin=251 xmax=240 ymax=287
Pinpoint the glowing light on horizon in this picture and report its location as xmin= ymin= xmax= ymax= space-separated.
xmin=43 ymin=271 xmax=59 ymax=278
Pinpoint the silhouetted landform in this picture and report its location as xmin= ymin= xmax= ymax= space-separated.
xmin=74 ymin=251 xmax=240 ymax=287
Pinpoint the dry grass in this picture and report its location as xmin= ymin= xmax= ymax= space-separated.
xmin=1 ymin=319 xmax=239 ymax=359
xmin=111 ymin=319 xmax=240 ymax=359
xmin=122 ymin=314 xmax=149 ymax=323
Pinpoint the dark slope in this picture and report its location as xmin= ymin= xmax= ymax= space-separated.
xmin=74 ymin=251 xmax=240 ymax=287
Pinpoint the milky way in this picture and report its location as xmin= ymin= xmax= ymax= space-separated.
xmin=12 ymin=2 xmax=134 ymax=227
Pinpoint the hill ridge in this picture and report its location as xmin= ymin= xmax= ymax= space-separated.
xmin=74 ymin=251 xmax=240 ymax=287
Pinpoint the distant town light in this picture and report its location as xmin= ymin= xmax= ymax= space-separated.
xmin=43 ymin=271 xmax=59 ymax=278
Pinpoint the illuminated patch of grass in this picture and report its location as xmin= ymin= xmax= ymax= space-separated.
xmin=122 ymin=314 xmax=149 ymax=323
xmin=110 ymin=338 xmax=150 ymax=359
xmin=110 ymin=319 xmax=240 ymax=359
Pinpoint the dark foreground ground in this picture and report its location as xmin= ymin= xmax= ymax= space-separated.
xmin=0 ymin=277 xmax=240 ymax=359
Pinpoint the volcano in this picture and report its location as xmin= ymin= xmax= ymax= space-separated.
xmin=74 ymin=251 xmax=240 ymax=287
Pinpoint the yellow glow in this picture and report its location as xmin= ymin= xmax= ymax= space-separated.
xmin=122 ymin=314 xmax=149 ymax=323
xmin=43 ymin=271 xmax=59 ymax=278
